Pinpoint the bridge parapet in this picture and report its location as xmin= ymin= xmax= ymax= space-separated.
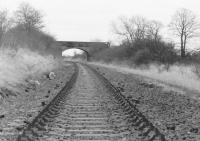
xmin=57 ymin=41 xmax=110 ymax=49
xmin=57 ymin=41 xmax=109 ymax=61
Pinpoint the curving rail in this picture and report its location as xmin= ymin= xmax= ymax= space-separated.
xmin=87 ymin=64 xmax=166 ymax=141
xmin=17 ymin=62 xmax=166 ymax=141
xmin=17 ymin=63 xmax=79 ymax=141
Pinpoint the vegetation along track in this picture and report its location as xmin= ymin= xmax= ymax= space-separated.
xmin=17 ymin=62 xmax=166 ymax=141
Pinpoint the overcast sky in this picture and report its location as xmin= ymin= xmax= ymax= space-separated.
xmin=0 ymin=0 xmax=200 ymax=47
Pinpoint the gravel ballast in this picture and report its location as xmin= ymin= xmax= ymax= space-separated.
xmin=90 ymin=64 xmax=200 ymax=141
xmin=0 ymin=62 xmax=75 ymax=141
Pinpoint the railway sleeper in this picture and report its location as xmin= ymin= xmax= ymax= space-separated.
xmin=138 ymin=121 xmax=149 ymax=131
xmin=146 ymin=128 xmax=165 ymax=141
xmin=43 ymin=112 xmax=57 ymax=119
xmin=33 ymin=122 xmax=46 ymax=131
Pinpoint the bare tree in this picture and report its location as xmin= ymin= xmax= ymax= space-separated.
xmin=113 ymin=16 xmax=149 ymax=47
xmin=112 ymin=16 xmax=163 ymax=47
xmin=130 ymin=16 xmax=148 ymax=41
xmin=15 ymin=3 xmax=44 ymax=31
xmin=112 ymin=16 xmax=133 ymax=46
xmin=146 ymin=20 xmax=162 ymax=42
xmin=169 ymin=8 xmax=200 ymax=58
xmin=0 ymin=10 xmax=11 ymax=43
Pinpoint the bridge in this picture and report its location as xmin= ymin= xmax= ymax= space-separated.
xmin=56 ymin=41 xmax=110 ymax=60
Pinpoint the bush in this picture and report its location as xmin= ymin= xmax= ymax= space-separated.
xmin=0 ymin=3 xmax=58 ymax=56
xmin=133 ymin=48 xmax=152 ymax=64
xmin=93 ymin=39 xmax=178 ymax=66
xmin=1 ymin=25 xmax=55 ymax=54
xmin=92 ymin=46 xmax=134 ymax=62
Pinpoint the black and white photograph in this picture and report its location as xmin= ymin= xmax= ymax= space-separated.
xmin=0 ymin=0 xmax=200 ymax=140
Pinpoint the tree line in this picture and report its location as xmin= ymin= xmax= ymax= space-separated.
xmin=0 ymin=3 xmax=56 ymax=55
xmin=92 ymin=8 xmax=200 ymax=65
xmin=112 ymin=8 xmax=200 ymax=59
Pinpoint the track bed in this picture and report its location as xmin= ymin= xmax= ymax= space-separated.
xmin=17 ymin=63 xmax=165 ymax=141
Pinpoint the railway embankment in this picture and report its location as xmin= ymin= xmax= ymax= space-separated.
xmin=0 ymin=62 xmax=75 ymax=141
xmin=90 ymin=63 xmax=200 ymax=141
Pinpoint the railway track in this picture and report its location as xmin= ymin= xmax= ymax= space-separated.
xmin=17 ymin=62 xmax=166 ymax=141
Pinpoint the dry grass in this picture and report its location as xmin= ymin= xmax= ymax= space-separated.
xmin=0 ymin=47 xmax=58 ymax=90
xmin=90 ymin=61 xmax=200 ymax=92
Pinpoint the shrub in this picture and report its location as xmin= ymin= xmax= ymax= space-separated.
xmin=1 ymin=25 xmax=55 ymax=54
xmin=93 ymin=39 xmax=178 ymax=66
xmin=92 ymin=46 xmax=134 ymax=62
xmin=133 ymin=48 xmax=152 ymax=64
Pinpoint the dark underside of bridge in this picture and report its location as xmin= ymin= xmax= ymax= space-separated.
xmin=56 ymin=41 xmax=110 ymax=61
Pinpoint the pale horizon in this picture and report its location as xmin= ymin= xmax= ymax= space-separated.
xmin=1 ymin=0 xmax=200 ymax=48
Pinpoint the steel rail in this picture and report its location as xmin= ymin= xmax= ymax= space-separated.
xmin=17 ymin=63 xmax=79 ymax=141
xmin=86 ymin=64 xmax=166 ymax=141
